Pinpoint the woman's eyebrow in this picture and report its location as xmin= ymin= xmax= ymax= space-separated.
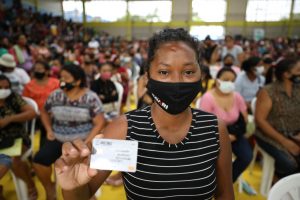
xmin=158 ymin=62 xmax=170 ymax=67
xmin=158 ymin=62 xmax=196 ymax=67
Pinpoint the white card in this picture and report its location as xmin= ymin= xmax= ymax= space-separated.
xmin=90 ymin=138 xmax=138 ymax=172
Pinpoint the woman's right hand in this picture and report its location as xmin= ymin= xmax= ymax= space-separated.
xmin=55 ymin=139 xmax=98 ymax=191
xmin=283 ymin=139 xmax=300 ymax=156
xmin=47 ymin=130 xmax=56 ymax=141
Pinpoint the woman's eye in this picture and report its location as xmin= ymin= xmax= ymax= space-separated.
xmin=184 ymin=70 xmax=195 ymax=75
xmin=159 ymin=71 xmax=168 ymax=75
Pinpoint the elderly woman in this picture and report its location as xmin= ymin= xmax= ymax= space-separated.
xmin=255 ymin=58 xmax=300 ymax=178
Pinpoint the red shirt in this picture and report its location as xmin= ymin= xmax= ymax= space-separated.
xmin=23 ymin=78 xmax=60 ymax=110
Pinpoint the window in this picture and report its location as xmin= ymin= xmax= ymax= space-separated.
xmin=128 ymin=1 xmax=172 ymax=22
xmin=85 ymin=0 xmax=127 ymax=22
xmin=190 ymin=26 xmax=225 ymax=40
xmin=246 ymin=0 xmax=292 ymax=22
xmin=294 ymin=0 xmax=300 ymax=20
xmin=63 ymin=1 xmax=83 ymax=22
xmin=192 ymin=0 xmax=227 ymax=22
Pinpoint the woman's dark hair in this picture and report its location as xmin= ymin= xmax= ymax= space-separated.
xmin=146 ymin=28 xmax=200 ymax=72
xmin=275 ymin=58 xmax=299 ymax=81
xmin=241 ymin=56 xmax=261 ymax=72
xmin=201 ymin=65 xmax=212 ymax=94
xmin=0 ymin=74 xmax=11 ymax=88
xmin=61 ymin=64 xmax=87 ymax=88
xmin=98 ymin=62 xmax=113 ymax=70
xmin=216 ymin=67 xmax=237 ymax=79
xmin=34 ymin=61 xmax=50 ymax=71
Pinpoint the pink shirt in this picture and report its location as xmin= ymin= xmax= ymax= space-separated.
xmin=199 ymin=91 xmax=247 ymax=125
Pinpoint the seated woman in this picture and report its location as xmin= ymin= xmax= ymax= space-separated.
xmin=223 ymin=53 xmax=241 ymax=75
xmin=32 ymin=64 xmax=106 ymax=200
xmin=255 ymin=58 xmax=300 ymax=178
xmin=199 ymin=68 xmax=253 ymax=182
xmin=235 ymin=56 xmax=265 ymax=110
xmin=91 ymin=62 xmax=119 ymax=121
xmin=0 ymin=75 xmax=37 ymax=199
xmin=23 ymin=61 xmax=59 ymax=145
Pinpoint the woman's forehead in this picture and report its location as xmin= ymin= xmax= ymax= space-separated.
xmin=154 ymin=42 xmax=197 ymax=62
xmin=0 ymin=80 xmax=9 ymax=86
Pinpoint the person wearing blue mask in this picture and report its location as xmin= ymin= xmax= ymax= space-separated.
xmin=54 ymin=28 xmax=234 ymax=200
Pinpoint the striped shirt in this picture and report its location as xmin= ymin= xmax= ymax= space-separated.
xmin=123 ymin=106 xmax=220 ymax=200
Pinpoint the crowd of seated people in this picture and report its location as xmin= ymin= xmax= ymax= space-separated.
xmin=0 ymin=2 xmax=300 ymax=200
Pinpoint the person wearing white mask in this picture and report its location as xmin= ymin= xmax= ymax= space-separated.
xmin=0 ymin=53 xmax=30 ymax=95
xmin=0 ymin=74 xmax=38 ymax=199
xmin=199 ymin=67 xmax=252 ymax=183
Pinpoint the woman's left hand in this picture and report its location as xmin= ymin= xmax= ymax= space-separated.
xmin=0 ymin=117 xmax=11 ymax=128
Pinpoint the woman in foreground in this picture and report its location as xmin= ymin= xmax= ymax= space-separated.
xmin=55 ymin=28 xmax=234 ymax=200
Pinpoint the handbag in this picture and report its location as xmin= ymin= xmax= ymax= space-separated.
xmin=227 ymin=112 xmax=246 ymax=138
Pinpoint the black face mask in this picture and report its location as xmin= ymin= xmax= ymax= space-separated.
xmin=147 ymin=78 xmax=202 ymax=115
xmin=34 ymin=72 xmax=46 ymax=80
xmin=290 ymin=75 xmax=300 ymax=84
xmin=60 ymin=81 xmax=75 ymax=91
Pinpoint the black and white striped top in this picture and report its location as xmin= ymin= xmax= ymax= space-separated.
xmin=123 ymin=106 xmax=220 ymax=200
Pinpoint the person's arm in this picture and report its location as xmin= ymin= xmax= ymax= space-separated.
xmin=0 ymin=104 xmax=36 ymax=128
xmin=40 ymin=107 xmax=55 ymax=140
xmin=236 ymin=92 xmax=248 ymax=123
xmin=56 ymin=115 xmax=128 ymax=200
xmin=84 ymin=114 xmax=106 ymax=143
xmin=255 ymin=88 xmax=300 ymax=156
xmin=215 ymin=120 xmax=234 ymax=200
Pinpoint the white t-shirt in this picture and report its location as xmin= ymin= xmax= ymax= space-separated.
xmin=0 ymin=68 xmax=30 ymax=94
xmin=222 ymin=45 xmax=243 ymax=66
xmin=235 ymin=71 xmax=265 ymax=102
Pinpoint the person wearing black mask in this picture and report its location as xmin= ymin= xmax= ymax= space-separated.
xmin=223 ymin=53 xmax=241 ymax=75
xmin=55 ymin=28 xmax=234 ymax=200
xmin=32 ymin=64 xmax=105 ymax=200
xmin=23 ymin=61 xmax=60 ymax=146
xmin=255 ymin=58 xmax=300 ymax=179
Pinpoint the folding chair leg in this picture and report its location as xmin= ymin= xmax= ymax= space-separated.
xmin=11 ymin=171 xmax=28 ymax=200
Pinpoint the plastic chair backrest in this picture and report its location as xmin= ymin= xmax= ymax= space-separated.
xmin=268 ymin=173 xmax=300 ymax=200
xmin=113 ymin=81 xmax=124 ymax=115
xmin=22 ymin=97 xmax=39 ymax=160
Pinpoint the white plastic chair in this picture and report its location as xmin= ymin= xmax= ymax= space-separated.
xmin=10 ymin=97 xmax=39 ymax=200
xmin=113 ymin=81 xmax=124 ymax=115
xmin=22 ymin=96 xmax=39 ymax=160
xmin=249 ymin=97 xmax=275 ymax=197
xmin=268 ymin=173 xmax=300 ymax=200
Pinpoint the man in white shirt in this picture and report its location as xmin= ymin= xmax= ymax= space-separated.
xmin=222 ymin=35 xmax=244 ymax=67
xmin=0 ymin=53 xmax=30 ymax=94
